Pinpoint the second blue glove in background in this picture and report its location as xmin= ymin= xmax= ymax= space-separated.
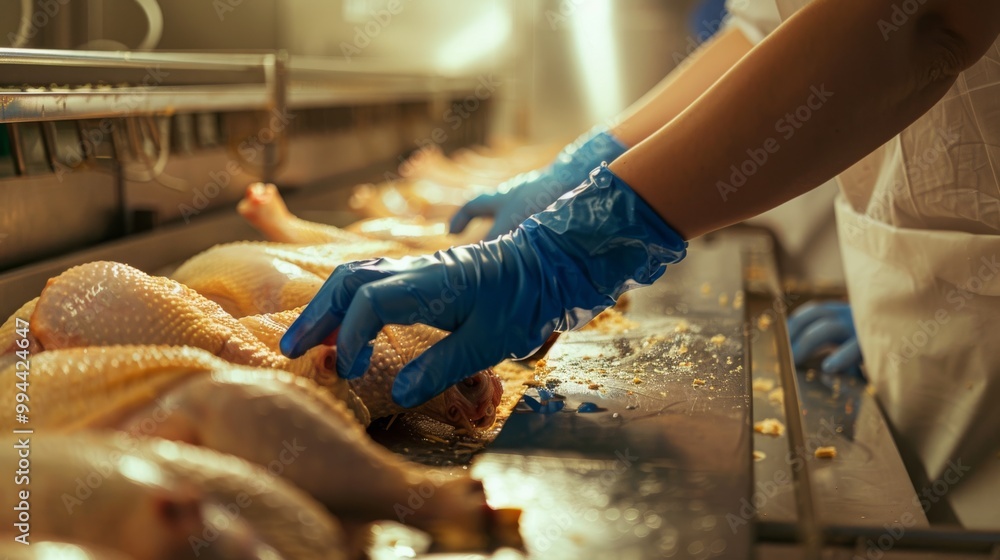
xmin=449 ymin=126 xmax=628 ymax=240
xmin=788 ymin=301 xmax=864 ymax=377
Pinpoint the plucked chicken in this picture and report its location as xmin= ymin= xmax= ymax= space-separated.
xmin=1 ymin=433 xmax=346 ymax=560
xmin=0 ymin=347 xmax=520 ymax=550
xmin=238 ymin=182 xmax=489 ymax=250
xmin=28 ymin=260 xmax=367 ymax=423
xmin=239 ymin=308 xmax=501 ymax=429
xmin=397 ymin=145 xmax=544 ymax=188
xmin=0 ymin=297 xmax=40 ymax=372
xmin=169 ymin=238 xmax=410 ymax=318
xmin=341 ymin=141 xmax=562 ymax=221
xmin=27 ymin=261 xmax=501 ymax=429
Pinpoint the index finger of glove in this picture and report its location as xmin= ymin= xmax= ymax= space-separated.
xmin=791 ymin=320 xmax=855 ymax=367
xmin=787 ymin=301 xmax=851 ymax=342
xmin=391 ymin=326 xmax=504 ymax=408
xmin=336 ymin=268 xmax=470 ymax=378
xmin=449 ymin=194 xmax=499 ymax=234
xmin=821 ymin=337 xmax=863 ymax=375
xmin=279 ymin=260 xmax=390 ymax=358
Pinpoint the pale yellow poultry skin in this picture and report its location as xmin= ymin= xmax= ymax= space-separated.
xmin=238 ymin=182 xmax=489 ymax=252
xmin=0 ymin=346 xmax=516 ymax=550
xmin=239 ymin=308 xmax=501 ymax=429
xmin=1 ymin=432 xmax=346 ymax=560
xmin=28 ymin=260 xmax=370 ymax=424
xmin=170 ymin=240 xmax=410 ymax=318
xmin=25 ymin=260 xmax=501 ymax=429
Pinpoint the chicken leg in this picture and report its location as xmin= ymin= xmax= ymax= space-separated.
xmin=0 ymin=346 xmax=521 ymax=551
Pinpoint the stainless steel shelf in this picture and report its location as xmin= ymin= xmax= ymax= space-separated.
xmin=0 ymin=84 xmax=271 ymax=122
xmin=0 ymin=48 xmax=481 ymax=123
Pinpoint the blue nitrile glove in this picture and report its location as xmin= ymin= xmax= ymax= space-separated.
xmin=449 ymin=126 xmax=629 ymax=240
xmin=787 ymin=301 xmax=864 ymax=377
xmin=281 ymin=164 xmax=687 ymax=408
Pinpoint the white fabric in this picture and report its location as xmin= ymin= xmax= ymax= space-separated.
xmin=723 ymin=0 xmax=782 ymax=44
xmin=723 ymin=0 xmax=807 ymax=42
xmin=836 ymin=196 xmax=1000 ymax=528
xmin=727 ymin=0 xmax=1000 ymax=527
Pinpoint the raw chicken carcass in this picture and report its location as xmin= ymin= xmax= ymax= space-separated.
xmin=1 ymin=433 xmax=346 ymax=560
xmin=31 ymin=261 xmax=502 ymax=429
xmin=240 ymin=309 xmax=502 ymax=429
xmin=0 ymin=297 xmax=40 ymax=372
xmin=397 ymin=145 xmax=523 ymax=188
xmin=346 ymin=216 xmax=490 ymax=250
xmin=348 ymin=179 xmax=473 ymax=221
xmin=170 ymin=238 xmax=411 ymax=318
xmin=238 ymin=182 xmax=489 ymax=249
xmin=447 ymin=141 xmax=564 ymax=174
xmin=30 ymin=260 xmax=365 ymax=423
xmin=0 ymin=346 xmax=521 ymax=551
xmin=237 ymin=182 xmax=386 ymax=246
xmin=170 ymin=242 xmax=328 ymax=317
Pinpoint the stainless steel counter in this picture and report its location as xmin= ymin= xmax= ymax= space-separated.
xmin=473 ymin=239 xmax=752 ymax=560
xmin=368 ymin=232 xmax=999 ymax=559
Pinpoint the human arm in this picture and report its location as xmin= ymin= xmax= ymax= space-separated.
xmin=449 ymin=26 xmax=753 ymax=238
xmin=611 ymin=0 xmax=1000 ymax=239
xmin=609 ymin=25 xmax=754 ymax=146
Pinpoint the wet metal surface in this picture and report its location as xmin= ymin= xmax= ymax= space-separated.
xmin=741 ymin=235 xmax=929 ymax=539
xmin=467 ymin=240 xmax=753 ymax=560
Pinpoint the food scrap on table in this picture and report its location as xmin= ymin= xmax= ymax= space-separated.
xmin=582 ymin=307 xmax=639 ymax=333
xmin=814 ymin=446 xmax=837 ymax=459
xmin=754 ymin=418 xmax=786 ymax=437
xmin=752 ymin=378 xmax=776 ymax=392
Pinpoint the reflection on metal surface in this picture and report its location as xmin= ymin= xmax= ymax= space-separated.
xmin=474 ymin=454 xmax=730 ymax=560
xmin=0 ymin=48 xmax=483 ymax=123
xmin=741 ymin=230 xmax=936 ymax=558
xmin=465 ymin=240 xmax=753 ymax=559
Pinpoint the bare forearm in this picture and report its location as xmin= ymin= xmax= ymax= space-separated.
xmin=611 ymin=27 xmax=753 ymax=146
xmin=611 ymin=0 xmax=1000 ymax=239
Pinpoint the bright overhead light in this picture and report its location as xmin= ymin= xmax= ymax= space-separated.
xmin=435 ymin=3 xmax=512 ymax=74
xmin=570 ymin=0 xmax=624 ymax=122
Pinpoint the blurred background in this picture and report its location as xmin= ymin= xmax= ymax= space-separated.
xmin=0 ymin=0 xmax=841 ymax=293
xmin=0 ymin=0 xmax=702 ymax=141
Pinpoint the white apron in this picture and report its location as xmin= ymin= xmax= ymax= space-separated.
xmin=727 ymin=0 xmax=1000 ymax=527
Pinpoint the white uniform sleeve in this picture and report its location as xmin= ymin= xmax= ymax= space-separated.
xmin=723 ymin=0 xmax=812 ymax=44
xmin=723 ymin=0 xmax=783 ymax=44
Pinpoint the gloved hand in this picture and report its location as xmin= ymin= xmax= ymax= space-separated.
xmin=282 ymin=164 xmax=687 ymax=408
xmin=449 ymin=126 xmax=628 ymax=240
xmin=787 ymin=301 xmax=864 ymax=376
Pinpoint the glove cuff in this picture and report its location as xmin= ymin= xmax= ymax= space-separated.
xmin=551 ymin=127 xmax=629 ymax=185
xmin=519 ymin=164 xmax=688 ymax=330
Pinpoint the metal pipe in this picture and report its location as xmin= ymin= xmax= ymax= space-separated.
xmin=6 ymin=123 xmax=27 ymax=175
xmin=0 ymin=48 xmax=271 ymax=72
xmin=771 ymin=277 xmax=822 ymax=558
xmin=262 ymin=50 xmax=289 ymax=184
xmin=40 ymin=121 xmax=61 ymax=172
